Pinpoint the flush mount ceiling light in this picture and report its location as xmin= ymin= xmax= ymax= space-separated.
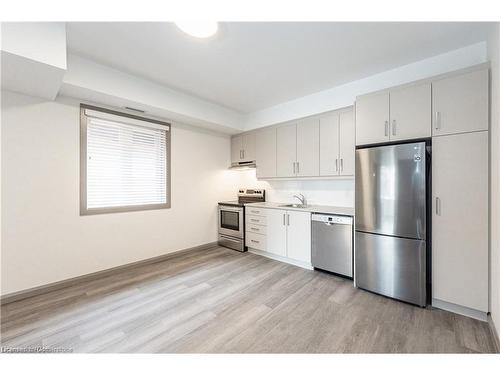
xmin=175 ymin=21 xmax=218 ymax=38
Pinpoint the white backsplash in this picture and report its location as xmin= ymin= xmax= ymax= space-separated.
xmin=232 ymin=169 xmax=354 ymax=207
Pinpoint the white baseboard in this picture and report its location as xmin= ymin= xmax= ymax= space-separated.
xmin=248 ymin=248 xmax=313 ymax=270
xmin=432 ymin=298 xmax=488 ymax=321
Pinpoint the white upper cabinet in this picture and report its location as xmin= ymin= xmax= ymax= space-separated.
xmin=296 ymin=118 xmax=320 ymax=177
xmin=389 ymin=82 xmax=431 ymax=141
xmin=432 ymin=131 xmax=489 ymax=312
xmin=339 ymin=110 xmax=355 ymax=176
xmin=355 ymin=91 xmax=389 ymax=146
xmin=276 ymin=123 xmax=297 ymax=177
xmin=320 ymin=109 xmax=355 ymax=176
xmin=231 ymin=132 xmax=256 ymax=165
xmin=242 ymin=132 xmax=256 ymax=162
xmin=356 ymin=83 xmax=431 ymax=146
xmin=319 ymin=113 xmax=340 ymax=176
xmin=230 ymin=135 xmax=243 ymax=164
xmin=432 ymin=69 xmax=488 ymax=136
xmin=256 ymin=127 xmax=277 ymax=178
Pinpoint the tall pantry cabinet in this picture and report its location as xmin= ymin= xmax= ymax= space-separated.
xmin=431 ymin=67 xmax=489 ymax=316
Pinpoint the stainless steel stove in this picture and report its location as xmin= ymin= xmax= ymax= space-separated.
xmin=218 ymin=189 xmax=265 ymax=252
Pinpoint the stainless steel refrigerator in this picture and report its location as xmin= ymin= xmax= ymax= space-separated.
xmin=355 ymin=141 xmax=428 ymax=307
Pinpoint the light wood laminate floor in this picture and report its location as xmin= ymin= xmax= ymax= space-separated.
xmin=1 ymin=247 xmax=497 ymax=353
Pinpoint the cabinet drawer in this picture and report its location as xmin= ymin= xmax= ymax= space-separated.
xmin=246 ymin=215 xmax=267 ymax=226
xmin=246 ymin=232 xmax=267 ymax=251
xmin=246 ymin=207 xmax=267 ymax=217
xmin=246 ymin=223 xmax=267 ymax=235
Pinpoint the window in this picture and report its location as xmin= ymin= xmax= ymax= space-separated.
xmin=80 ymin=105 xmax=170 ymax=215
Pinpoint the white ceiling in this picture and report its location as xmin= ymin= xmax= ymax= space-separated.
xmin=66 ymin=22 xmax=493 ymax=113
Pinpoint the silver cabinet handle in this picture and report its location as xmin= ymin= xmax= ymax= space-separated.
xmin=283 ymin=213 xmax=286 ymax=226
xmin=392 ymin=120 xmax=396 ymax=136
xmin=251 ymin=227 xmax=259 ymax=231
xmin=250 ymin=218 xmax=259 ymax=222
xmin=435 ymin=197 xmax=441 ymax=216
xmin=434 ymin=112 xmax=441 ymax=130
xmin=250 ymin=210 xmax=260 ymax=214
xmin=335 ymin=159 xmax=338 ymax=172
xmin=250 ymin=239 xmax=260 ymax=244
xmin=293 ymin=162 xmax=296 ymax=174
xmin=286 ymin=214 xmax=290 ymax=226
xmin=384 ymin=121 xmax=389 ymax=136
xmin=340 ymin=158 xmax=344 ymax=172
xmin=296 ymin=162 xmax=299 ymax=174
xmin=242 ymin=149 xmax=245 ymax=159
xmin=240 ymin=150 xmax=243 ymax=159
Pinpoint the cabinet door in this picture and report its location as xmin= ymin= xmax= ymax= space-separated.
xmin=255 ymin=127 xmax=277 ymax=178
xmin=266 ymin=209 xmax=287 ymax=257
xmin=242 ymin=132 xmax=256 ymax=162
xmin=276 ymin=123 xmax=297 ymax=177
xmin=432 ymin=131 xmax=488 ymax=312
xmin=390 ymin=82 xmax=431 ymax=141
xmin=296 ymin=118 xmax=320 ymax=177
xmin=286 ymin=211 xmax=311 ymax=264
xmin=355 ymin=92 xmax=389 ymax=145
xmin=319 ymin=113 xmax=339 ymax=176
xmin=231 ymin=135 xmax=243 ymax=163
xmin=339 ymin=110 xmax=355 ymax=176
xmin=432 ymin=69 xmax=488 ymax=136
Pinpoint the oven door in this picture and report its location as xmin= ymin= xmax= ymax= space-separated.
xmin=218 ymin=205 xmax=244 ymax=238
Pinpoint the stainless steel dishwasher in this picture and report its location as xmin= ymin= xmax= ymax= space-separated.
xmin=311 ymin=213 xmax=353 ymax=278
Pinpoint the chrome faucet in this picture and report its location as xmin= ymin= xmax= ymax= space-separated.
xmin=293 ymin=193 xmax=307 ymax=206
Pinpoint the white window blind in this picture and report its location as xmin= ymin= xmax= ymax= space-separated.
xmin=85 ymin=111 xmax=169 ymax=211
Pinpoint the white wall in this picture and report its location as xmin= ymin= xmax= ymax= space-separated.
xmin=1 ymin=23 xmax=67 ymax=100
xmin=61 ymin=54 xmax=244 ymax=134
xmin=1 ymin=22 xmax=67 ymax=69
xmin=0 ymin=90 xmax=241 ymax=296
xmin=488 ymin=24 xmax=500 ymax=339
xmin=233 ymin=169 xmax=354 ymax=207
xmin=245 ymin=42 xmax=488 ymax=130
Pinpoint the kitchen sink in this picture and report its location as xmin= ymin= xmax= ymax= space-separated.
xmin=279 ymin=204 xmax=309 ymax=208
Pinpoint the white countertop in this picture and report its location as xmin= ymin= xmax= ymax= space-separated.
xmin=245 ymin=202 xmax=354 ymax=216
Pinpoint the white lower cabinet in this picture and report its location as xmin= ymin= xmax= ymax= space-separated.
xmin=286 ymin=211 xmax=312 ymax=263
xmin=265 ymin=209 xmax=287 ymax=257
xmin=245 ymin=207 xmax=312 ymax=268
xmin=246 ymin=232 xmax=266 ymax=252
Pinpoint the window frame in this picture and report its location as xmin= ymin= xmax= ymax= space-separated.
xmin=80 ymin=104 xmax=171 ymax=215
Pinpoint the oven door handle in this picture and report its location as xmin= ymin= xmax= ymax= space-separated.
xmin=218 ymin=206 xmax=243 ymax=213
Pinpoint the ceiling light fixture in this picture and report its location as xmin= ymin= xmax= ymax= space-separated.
xmin=175 ymin=21 xmax=218 ymax=38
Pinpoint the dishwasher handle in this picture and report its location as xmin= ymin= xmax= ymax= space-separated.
xmin=311 ymin=213 xmax=353 ymax=225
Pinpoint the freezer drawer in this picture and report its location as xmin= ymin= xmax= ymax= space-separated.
xmin=312 ymin=214 xmax=353 ymax=277
xmin=355 ymin=231 xmax=426 ymax=306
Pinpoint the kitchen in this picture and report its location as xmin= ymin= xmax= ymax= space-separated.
xmin=1 ymin=15 xmax=500 ymax=371
xmin=220 ymin=63 xmax=487 ymax=314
